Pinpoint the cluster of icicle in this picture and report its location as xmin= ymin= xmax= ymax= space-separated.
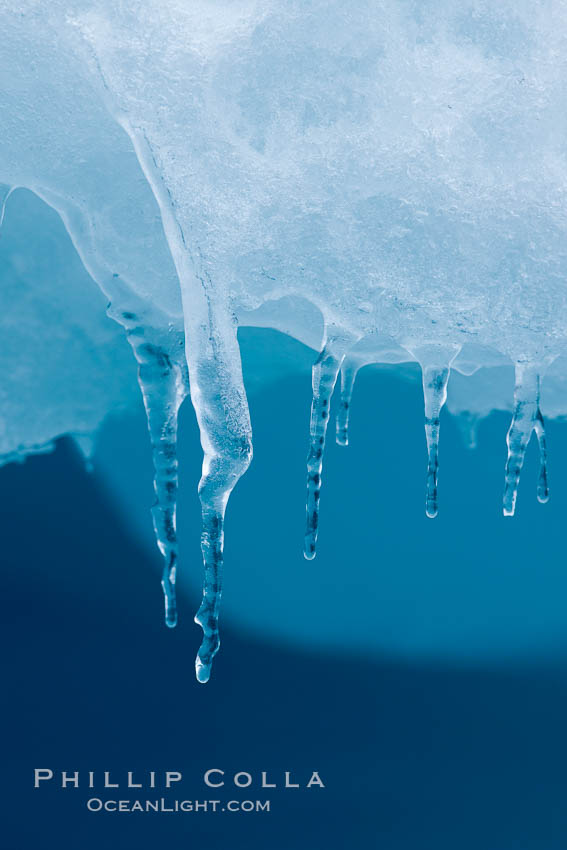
xmin=1 ymin=1 xmax=562 ymax=683
xmin=305 ymin=344 xmax=550 ymax=565
xmin=0 ymin=186 xmax=552 ymax=684
xmin=130 ymin=324 xmax=551 ymax=683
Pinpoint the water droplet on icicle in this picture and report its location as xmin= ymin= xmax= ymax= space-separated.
xmin=336 ymin=361 xmax=359 ymax=447
xmin=127 ymin=322 xmax=188 ymax=628
xmin=304 ymin=334 xmax=351 ymax=560
xmin=503 ymin=363 xmax=549 ymax=516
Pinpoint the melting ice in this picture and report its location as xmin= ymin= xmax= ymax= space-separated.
xmin=1 ymin=1 xmax=567 ymax=680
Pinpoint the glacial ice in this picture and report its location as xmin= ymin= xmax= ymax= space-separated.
xmin=2 ymin=0 xmax=567 ymax=679
xmin=0 ymin=188 xmax=140 ymax=462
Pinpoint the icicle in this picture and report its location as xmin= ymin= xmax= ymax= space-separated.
xmin=503 ymin=363 xmax=549 ymax=515
xmin=409 ymin=344 xmax=459 ymax=519
xmin=304 ymin=336 xmax=349 ymax=560
xmin=422 ymin=365 xmax=450 ymax=518
xmin=534 ymin=409 xmax=549 ymax=504
xmin=126 ymin=319 xmax=188 ymax=628
xmin=336 ymin=361 xmax=358 ymax=447
xmin=192 ymin=332 xmax=252 ymax=684
xmin=194 ymin=495 xmax=228 ymax=684
xmin=118 ymin=122 xmax=252 ymax=682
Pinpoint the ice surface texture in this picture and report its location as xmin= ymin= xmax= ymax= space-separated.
xmin=2 ymin=1 xmax=567 ymax=679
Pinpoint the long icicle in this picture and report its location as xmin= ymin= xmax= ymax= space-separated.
xmin=193 ymin=340 xmax=252 ymax=684
xmin=336 ymin=361 xmax=358 ymax=447
xmin=127 ymin=320 xmax=188 ymax=627
xmin=504 ymin=363 xmax=548 ymax=515
xmin=118 ymin=123 xmax=252 ymax=682
xmin=422 ymin=365 xmax=450 ymax=518
xmin=304 ymin=338 xmax=346 ymax=560
xmin=534 ymin=409 xmax=549 ymax=504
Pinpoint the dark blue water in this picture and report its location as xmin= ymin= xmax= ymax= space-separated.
xmin=3 ymin=362 xmax=567 ymax=849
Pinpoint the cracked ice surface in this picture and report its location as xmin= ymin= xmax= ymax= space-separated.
xmin=2 ymin=1 xmax=567 ymax=678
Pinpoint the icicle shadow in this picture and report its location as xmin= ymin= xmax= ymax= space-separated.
xmin=503 ymin=363 xmax=549 ymax=516
xmin=336 ymin=360 xmax=359 ymax=447
xmin=125 ymin=318 xmax=188 ymax=628
xmin=304 ymin=333 xmax=353 ymax=560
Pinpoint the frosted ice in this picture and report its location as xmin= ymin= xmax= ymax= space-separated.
xmin=2 ymin=0 xmax=567 ymax=678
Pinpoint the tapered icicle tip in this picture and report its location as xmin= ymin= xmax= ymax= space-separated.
xmin=304 ymin=341 xmax=345 ymax=560
xmin=194 ymin=602 xmax=220 ymax=684
xmin=194 ymin=634 xmax=219 ymax=684
xmin=503 ymin=363 xmax=548 ymax=516
xmin=336 ymin=405 xmax=349 ymax=446
xmin=537 ymin=471 xmax=550 ymax=504
xmin=194 ymin=499 xmax=234 ymax=683
xmin=303 ymin=518 xmax=320 ymax=560
xmin=535 ymin=410 xmax=550 ymax=504
xmin=195 ymin=657 xmax=211 ymax=684
xmin=336 ymin=363 xmax=357 ymax=447
xmin=162 ymin=563 xmax=178 ymax=628
xmin=127 ymin=329 xmax=187 ymax=631
xmin=421 ymin=366 xmax=450 ymax=519
xmin=425 ymin=494 xmax=438 ymax=519
xmin=159 ymin=540 xmax=179 ymax=630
